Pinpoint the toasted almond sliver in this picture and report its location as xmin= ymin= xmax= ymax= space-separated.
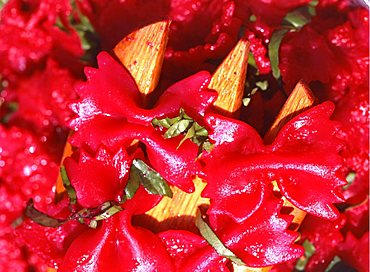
xmin=113 ymin=20 xmax=170 ymax=103
xmin=209 ymin=39 xmax=250 ymax=115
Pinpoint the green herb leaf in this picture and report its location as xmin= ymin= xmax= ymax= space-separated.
xmin=255 ymin=80 xmax=269 ymax=91
xmin=200 ymin=140 xmax=213 ymax=154
xmin=268 ymin=0 xmax=317 ymax=80
xmin=269 ymin=29 xmax=289 ymax=79
xmin=242 ymin=97 xmax=251 ymax=107
xmin=195 ymin=211 xmax=246 ymax=266
xmin=283 ymin=10 xmax=310 ymax=29
xmin=325 ymin=256 xmax=342 ymax=272
xmin=70 ymin=201 xmax=124 ymax=228
xmin=283 ymin=0 xmax=318 ymax=29
xmin=164 ymin=119 xmax=191 ymax=139
xmin=89 ymin=205 xmax=122 ymax=229
xmin=152 ymin=108 xmax=213 ymax=154
xmin=343 ymin=171 xmax=356 ymax=190
xmin=152 ymin=116 xmax=181 ymax=129
xmin=25 ymin=199 xmax=66 ymax=228
xmin=177 ymin=122 xmax=196 ymax=149
xmin=0 ymin=0 xmax=8 ymax=8
xmin=60 ymin=166 xmax=77 ymax=205
xmin=249 ymin=14 xmax=257 ymax=22
xmin=93 ymin=205 xmax=122 ymax=221
xmin=248 ymin=52 xmax=258 ymax=70
xmin=295 ymin=239 xmax=316 ymax=271
xmin=308 ymin=0 xmax=319 ymax=16
xmin=26 ymin=198 xmax=124 ymax=229
xmin=130 ymin=159 xmax=173 ymax=198
xmin=124 ymin=173 xmax=140 ymax=199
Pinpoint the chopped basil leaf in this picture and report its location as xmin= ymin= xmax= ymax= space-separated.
xmin=200 ymin=139 xmax=213 ymax=153
xmin=0 ymin=0 xmax=8 ymax=8
xmin=25 ymin=199 xmax=66 ymax=228
xmin=71 ymin=201 xmax=124 ymax=228
xmin=308 ymin=0 xmax=319 ymax=16
xmin=242 ymin=98 xmax=251 ymax=107
xmin=247 ymin=52 xmax=258 ymax=70
xmin=130 ymin=159 xmax=173 ymax=198
xmin=195 ymin=212 xmax=246 ymax=266
xmin=325 ymin=256 xmax=342 ymax=272
xmin=89 ymin=205 xmax=123 ymax=229
xmin=177 ymin=122 xmax=196 ymax=148
xmin=283 ymin=0 xmax=318 ymax=29
xmin=255 ymin=80 xmax=269 ymax=91
xmin=125 ymin=173 xmax=140 ymax=199
xmin=152 ymin=115 xmax=181 ymax=129
xmin=295 ymin=239 xmax=316 ymax=271
xmin=283 ymin=10 xmax=310 ymax=29
xmin=164 ymin=119 xmax=191 ymax=139
xmin=70 ymin=0 xmax=95 ymax=51
xmin=269 ymin=29 xmax=289 ymax=79
xmin=269 ymin=1 xmax=318 ymax=79
xmin=93 ymin=205 xmax=122 ymax=221
xmin=60 ymin=166 xmax=77 ymax=205
xmin=7 ymin=102 xmax=18 ymax=111
xmin=26 ymin=198 xmax=124 ymax=229
xmin=249 ymin=14 xmax=257 ymax=22
xmin=152 ymin=108 xmax=213 ymax=154
xmin=343 ymin=171 xmax=356 ymax=190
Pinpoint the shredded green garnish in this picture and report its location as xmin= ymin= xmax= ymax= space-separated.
xmin=195 ymin=211 xmax=246 ymax=266
xmin=152 ymin=108 xmax=213 ymax=155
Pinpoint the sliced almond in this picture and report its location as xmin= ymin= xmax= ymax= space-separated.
xmin=209 ymin=39 xmax=250 ymax=115
xmin=113 ymin=20 xmax=170 ymax=103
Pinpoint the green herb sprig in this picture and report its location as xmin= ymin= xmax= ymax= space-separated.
xmin=152 ymin=108 xmax=213 ymax=155
xmin=195 ymin=211 xmax=246 ymax=266
xmin=125 ymin=159 xmax=173 ymax=199
xmin=25 ymin=160 xmax=172 ymax=229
